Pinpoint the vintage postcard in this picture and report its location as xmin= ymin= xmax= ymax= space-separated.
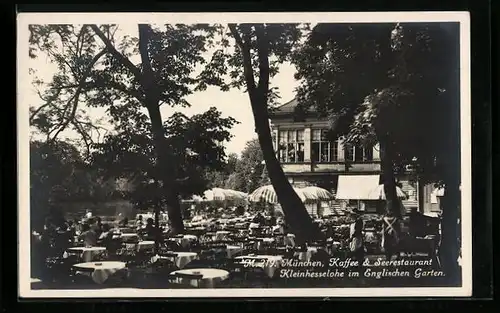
xmin=17 ymin=12 xmax=472 ymax=298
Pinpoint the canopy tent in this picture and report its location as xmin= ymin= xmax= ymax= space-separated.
xmin=336 ymin=175 xmax=381 ymax=200
xmin=367 ymin=184 xmax=407 ymax=200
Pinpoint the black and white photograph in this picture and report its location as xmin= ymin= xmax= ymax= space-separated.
xmin=17 ymin=12 xmax=471 ymax=298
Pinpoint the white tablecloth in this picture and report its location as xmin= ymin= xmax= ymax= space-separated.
xmin=67 ymin=247 xmax=106 ymax=262
xmin=137 ymin=241 xmax=155 ymax=252
xmin=255 ymin=237 xmax=275 ymax=250
xmin=234 ymin=255 xmax=283 ymax=278
xmin=174 ymin=235 xmax=198 ymax=248
xmin=284 ymin=234 xmax=296 ymax=247
xmin=215 ymin=231 xmax=230 ymax=241
xmin=152 ymin=252 xmax=199 ymax=269
xmin=326 ymin=239 xmax=341 ymax=252
xmin=120 ymin=233 xmax=139 ymax=240
xmin=73 ymin=261 xmax=127 ymax=284
xmin=225 ymin=245 xmax=243 ymax=258
xmin=272 ymin=225 xmax=284 ymax=234
xmin=174 ymin=252 xmax=198 ymax=269
xmin=294 ymin=247 xmax=318 ymax=261
xmin=170 ymin=268 xmax=229 ymax=288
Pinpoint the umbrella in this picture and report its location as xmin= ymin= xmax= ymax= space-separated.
xmin=224 ymin=189 xmax=248 ymax=200
xmin=194 ymin=188 xmax=248 ymax=202
xmin=300 ymin=186 xmax=335 ymax=201
xmin=248 ymin=185 xmax=307 ymax=203
xmin=203 ymin=188 xmax=230 ymax=201
xmin=367 ymin=184 xmax=407 ymax=200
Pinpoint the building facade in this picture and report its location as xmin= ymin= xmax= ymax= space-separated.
xmin=269 ymin=98 xmax=440 ymax=216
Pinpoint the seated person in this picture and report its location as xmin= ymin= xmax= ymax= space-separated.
xmin=79 ymin=223 xmax=97 ymax=247
xmin=98 ymin=224 xmax=119 ymax=253
xmin=252 ymin=212 xmax=265 ymax=225
xmin=136 ymin=215 xmax=144 ymax=229
xmin=142 ymin=218 xmax=159 ymax=241
xmin=119 ymin=217 xmax=129 ymax=228
xmin=98 ymin=224 xmax=113 ymax=243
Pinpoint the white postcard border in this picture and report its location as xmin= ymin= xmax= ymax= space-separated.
xmin=17 ymin=11 xmax=472 ymax=298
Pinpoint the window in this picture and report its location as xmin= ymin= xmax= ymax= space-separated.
xmin=345 ymin=144 xmax=373 ymax=162
xmin=278 ymin=129 xmax=304 ymax=163
xmin=311 ymin=129 xmax=339 ymax=163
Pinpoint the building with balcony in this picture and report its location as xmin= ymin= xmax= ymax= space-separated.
xmin=269 ymin=98 xmax=441 ymax=216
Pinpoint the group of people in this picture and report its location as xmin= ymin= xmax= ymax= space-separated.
xmin=347 ymin=207 xmax=435 ymax=265
xmin=30 ymin=208 xmax=162 ymax=279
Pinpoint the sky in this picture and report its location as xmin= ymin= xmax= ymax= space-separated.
xmin=27 ymin=24 xmax=300 ymax=156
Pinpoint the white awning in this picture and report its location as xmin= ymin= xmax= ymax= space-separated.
xmin=335 ymin=175 xmax=380 ymax=200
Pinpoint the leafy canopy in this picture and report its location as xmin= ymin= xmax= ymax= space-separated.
xmin=91 ymin=107 xmax=237 ymax=209
xmin=293 ymin=23 xmax=460 ymax=182
xmin=29 ymin=24 xmax=221 ymax=153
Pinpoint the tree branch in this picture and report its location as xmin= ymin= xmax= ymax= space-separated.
xmin=71 ymin=120 xmax=92 ymax=155
xmin=48 ymin=48 xmax=107 ymax=141
xmin=89 ymin=24 xmax=143 ymax=81
xmin=30 ymin=89 xmax=62 ymax=123
xmin=228 ymin=24 xmax=257 ymax=94
xmin=56 ymin=80 xmax=146 ymax=104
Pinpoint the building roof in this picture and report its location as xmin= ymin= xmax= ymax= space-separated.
xmin=272 ymin=98 xmax=299 ymax=114
xmin=269 ymin=97 xmax=317 ymax=118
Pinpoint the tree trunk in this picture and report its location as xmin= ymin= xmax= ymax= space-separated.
xmin=379 ymin=138 xmax=401 ymax=217
xmin=229 ymin=24 xmax=322 ymax=244
xmin=164 ymin=189 xmax=184 ymax=234
xmin=439 ymin=180 xmax=460 ymax=282
xmin=252 ymin=101 xmax=322 ymax=244
xmin=146 ymin=104 xmax=185 ymax=242
xmin=417 ymin=178 xmax=425 ymax=213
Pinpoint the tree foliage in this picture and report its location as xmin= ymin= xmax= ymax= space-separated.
xmin=292 ymin=22 xmax=461 ymax=274
xmin=199 ymin=23 xmax=322 ymax=242
xmin=91 ymin=107 xmax=237 ymax=210
xmin=293 ymin=23 xmax=460 ymax=184
xmin=30 ymin=140 xmax=120 ymax=229
xmin=224 ymin=138 xmax=270 ymax=193
xmin=29 ymin=23 xmax=235 ymax=234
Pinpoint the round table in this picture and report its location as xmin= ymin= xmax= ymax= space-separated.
xmin=73 ymin=261 xmax=127 ymax=284
xmin=173 ymin=252 xmax=198 ymax=269
xmin=294 ymin=247 xmax=318 ymax=261
xmin=225 ymin=245 xmax=243 ymax=258
xmin=170 ymin=268 xmax=229 ymax=288
xmin=284 ymin=234 xmax=296 ymax=246
xmin=119 ymin=227 xmax=135 ymax=234
xmin=151 ymin=252 xmax=199 ymax=269
xmin=121 ymin=233 xmax=139 ymax=239
xmin=137 ymin=241 xmax=155 ymax=252
xmin=174 ymin=235 xmax=198 ymax=248
xmin=67 ymin=247 xmax=106 ymax=262
xmin=215 ymin=231 xmax=230 ymax=241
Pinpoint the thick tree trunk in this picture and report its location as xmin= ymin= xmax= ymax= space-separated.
xmin=379 ymin=138 xmax=401 ymax=217
xmin=228 ymin=24 xmax=322 ymax=244
xmin=252 ymin=101 xmax=322 ymax=244
xmin=164 ymin=189 xmax=184 ymax=234
xmin=138 ymin=24 xmax=184 ymax=241
xmin=147 ymin=104 xmax=185 ymax=246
